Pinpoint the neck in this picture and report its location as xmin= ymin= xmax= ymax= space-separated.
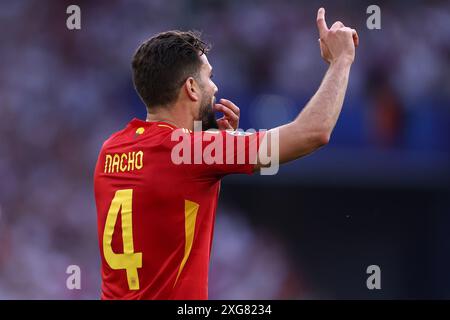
xmin=146 ymin=104 xmax=195 ymax=131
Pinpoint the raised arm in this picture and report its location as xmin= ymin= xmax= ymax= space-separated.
xmin=256 ymin=8 xmax=359 ymax=169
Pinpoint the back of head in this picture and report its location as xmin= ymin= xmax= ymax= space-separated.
xmin=131 ymin=30 xmax=210 ymax=110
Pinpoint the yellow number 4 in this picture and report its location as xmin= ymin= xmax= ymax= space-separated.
xmin=103 ymin=189 xmax=142 ymax=290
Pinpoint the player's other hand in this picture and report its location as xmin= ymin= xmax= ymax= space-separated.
xmin=316 ymin=7 xmax=359 ymax=64
xmin=214 ymin=98 xmax=240 ymax=130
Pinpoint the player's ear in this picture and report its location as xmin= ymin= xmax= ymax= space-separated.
xmin=184 ymin=77 xmax=200 ymax=102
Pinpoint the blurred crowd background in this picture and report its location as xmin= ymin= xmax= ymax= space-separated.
xmin=0 ymin=0 xmax=449 ymax=299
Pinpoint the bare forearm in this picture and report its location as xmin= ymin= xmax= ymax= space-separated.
xmin=296 ymin=57 xmax=352 ymax=140
xmin=254 ymin=8 xmax=357 ymax=169
xmin=267 ymin=58 xmax=352 ymax=165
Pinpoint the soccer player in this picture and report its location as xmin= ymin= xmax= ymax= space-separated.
xmin=94 ymin=8 xmax=358 ymax=299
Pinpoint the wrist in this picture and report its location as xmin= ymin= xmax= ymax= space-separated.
xmin=330 ymin=55 xmax=354 ymax=68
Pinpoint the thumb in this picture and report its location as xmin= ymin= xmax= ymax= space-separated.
xmin=316 ymin=7 xmax=329 ymax=38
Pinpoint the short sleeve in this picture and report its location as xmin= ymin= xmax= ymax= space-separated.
xmin=168 ymin=129 xmax=266 ymax=180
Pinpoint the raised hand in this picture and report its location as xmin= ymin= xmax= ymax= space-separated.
xmin=316 ymin=8 xmax=359 ymax=64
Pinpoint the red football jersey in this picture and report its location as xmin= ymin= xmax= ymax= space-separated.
xmin=94 ymin=118 xmax=264 ymax=299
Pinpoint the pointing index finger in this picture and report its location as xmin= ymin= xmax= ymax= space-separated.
xmin=316 ymin=7 xmax=328 ymax=38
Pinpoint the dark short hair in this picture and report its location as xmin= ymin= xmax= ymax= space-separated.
xmin=132 ymin=30 xmax=210 ymax=109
